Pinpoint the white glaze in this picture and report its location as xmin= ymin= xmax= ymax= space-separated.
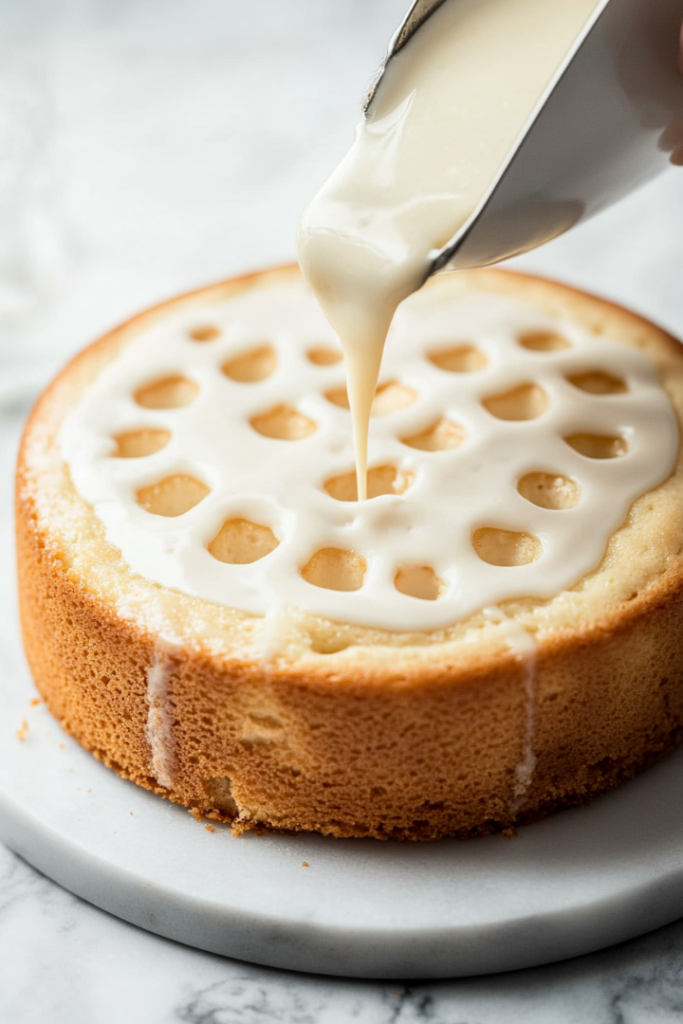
xmin=58 ymin=277 xmax=678 ymax=631
xmin=298 ymin=0 xmax=600 ymax=499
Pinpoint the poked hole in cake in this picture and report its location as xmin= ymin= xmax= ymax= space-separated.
xmin=324 ymin=465 xmax=414 ymax=502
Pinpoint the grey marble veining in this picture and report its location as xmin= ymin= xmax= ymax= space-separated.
xmin=1 ymin=0 xmax=683 ymax=1020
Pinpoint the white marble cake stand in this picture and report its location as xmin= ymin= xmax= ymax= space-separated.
xmin=3 ymin=643 xmax=683 ymax=982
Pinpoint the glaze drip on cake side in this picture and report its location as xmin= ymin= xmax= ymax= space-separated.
xmin=484 ymin=606 xmax=538 ymax=813
xmin=58 ymin=274 xmax=678 ymax=632
xmin=146 ymin=650 xmax=174 ymax=789
xmin=298 ymin=0 xmax=601 ymax=499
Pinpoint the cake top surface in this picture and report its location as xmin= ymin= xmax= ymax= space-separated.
xmin=56 ymin=270 xmax=678 ymax=631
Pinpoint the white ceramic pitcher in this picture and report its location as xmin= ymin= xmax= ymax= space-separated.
xmin=365 ymin=0 xmax=683 ymax=274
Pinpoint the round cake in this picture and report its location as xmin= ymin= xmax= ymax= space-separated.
xmin=16 ymin=265 xmax=683 ymax=840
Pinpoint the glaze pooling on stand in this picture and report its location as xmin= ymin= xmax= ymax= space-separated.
xmin=298 ymin=0 xmax=600 ymax=499
xmin=58 ymin=275 xmax=678 ymax=632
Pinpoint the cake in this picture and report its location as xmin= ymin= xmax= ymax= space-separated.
xmin=16 ymin=265 xmax=683 ymax=840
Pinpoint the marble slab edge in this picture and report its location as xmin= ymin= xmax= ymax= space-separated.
xmin=1 ymin=782 xmax=682 ymax=980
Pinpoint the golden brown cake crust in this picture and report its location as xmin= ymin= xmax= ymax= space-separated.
xmin=15 ymin=266 xmax=683 ymax=839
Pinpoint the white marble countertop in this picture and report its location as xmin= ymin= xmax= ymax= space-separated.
xmin=2 ymin=1 xmax=683 ymax=1020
